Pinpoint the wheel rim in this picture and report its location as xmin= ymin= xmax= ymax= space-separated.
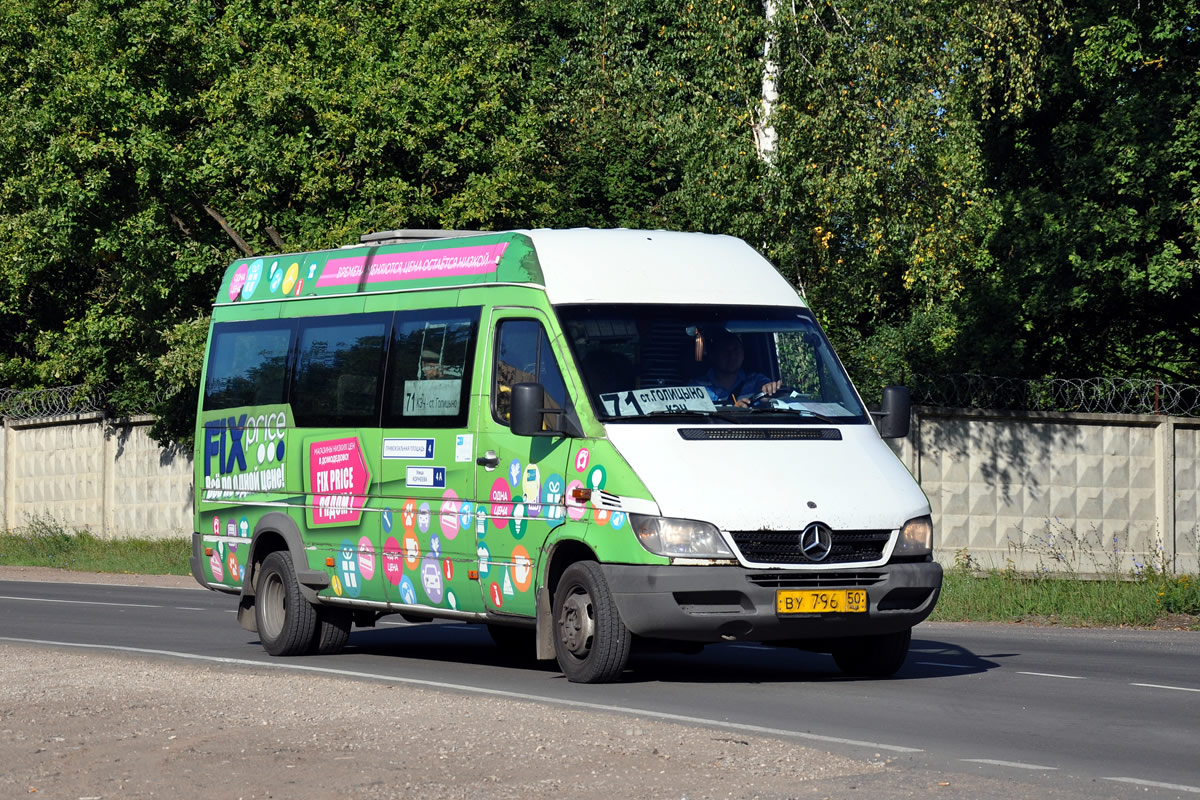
xmin=557 ymin=583 xmax=594 ymax=659
xmin=260 ymin=570 xmax=286 ymax=640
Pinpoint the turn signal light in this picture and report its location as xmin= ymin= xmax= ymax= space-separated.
xmin=204 ymin=547 xmax=213 ymax=556
xmin=325 ymin=557 xmax=335 ymax=567
xmin=467 ymin=570 xmax=479 ymax=581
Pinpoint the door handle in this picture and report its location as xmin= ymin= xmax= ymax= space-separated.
xmin=476 ymin=450 xmax=499 ymax=469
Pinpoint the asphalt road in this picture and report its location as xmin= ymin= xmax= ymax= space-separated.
xmin=3 ymin=577 xmax=1198 ymax=797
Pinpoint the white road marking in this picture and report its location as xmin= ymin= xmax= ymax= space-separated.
xmin=1130 ymin=682 xmax=1200 ymax=693
xmin=1103 ymin=777 xmax=1200 ymax=793
xmin=1017 ymin=671 xmax=1085 ymax=680
xmin=961 ymin=758 xmax=1058 ymax=770
xmin=174 ymin=607 xmax=207 ymax=611
xmin=0 ymin=636 xmax=923 ymax=754
xmin=916 ymin=661 xmax=974 ymax=669
xmin=0 ymin=595 xmax=160 ymax=609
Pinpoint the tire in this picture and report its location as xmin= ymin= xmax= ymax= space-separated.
xmin=552 ymin=561 xmax=632 ymax=683
xmin=311 ymin=606 xmax=352 ymax=655
xmin=831 ymin=628 xmax=912 ymax=677
xmin=255 ymin=551 xmax=318 ymax=657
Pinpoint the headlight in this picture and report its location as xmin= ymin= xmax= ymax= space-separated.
xmin=894 ymin=515 xmax=933 ymax=557
xmin=629 ymin=514 xmax=734 ymax=559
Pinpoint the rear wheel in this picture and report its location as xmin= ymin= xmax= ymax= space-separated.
xmin=831 ymin=628 xmax=911 ymax=677
xmin=255 ymin=551 xmax=318 ymax=656
xmin=311 ymin=606 xmax=352 ymax=655
xmin=552 ymin=561 xmax=631 ymax=683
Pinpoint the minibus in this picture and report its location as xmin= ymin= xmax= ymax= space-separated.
xmin=190 ymin=228 xmax=941 ymax=682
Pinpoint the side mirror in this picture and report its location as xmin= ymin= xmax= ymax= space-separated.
xmin=878 ymin=385 xmax=911 ymax=439
xmin=510 ymin=383 xmax=545 ymax=436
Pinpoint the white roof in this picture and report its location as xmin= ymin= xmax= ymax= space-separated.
xmin=518 ymin=228 xmax=805 ymax=308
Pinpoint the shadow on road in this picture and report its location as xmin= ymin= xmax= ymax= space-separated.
xmin=284 ymin=623 xmax=1003 ymax=684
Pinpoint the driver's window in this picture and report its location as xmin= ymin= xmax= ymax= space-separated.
xmin=493 ymin=319 xmax=568 ymax=427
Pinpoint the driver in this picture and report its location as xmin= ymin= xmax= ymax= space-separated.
xmin=696 ymin=330 xmax=781 ymax=406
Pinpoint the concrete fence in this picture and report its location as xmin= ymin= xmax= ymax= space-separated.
xmin=1 ymin=413 xmax=193 ymax=540
xmin=2 ymin=406 xmax=1198 ymax=575
xmin=891 ymin=407 xmax=1200 ymax=576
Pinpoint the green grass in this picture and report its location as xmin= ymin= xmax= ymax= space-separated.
xmin=0 ymin=517 xmax=190 ymax=576
xmin=930 ymin=569 xmax=1200 ymax=628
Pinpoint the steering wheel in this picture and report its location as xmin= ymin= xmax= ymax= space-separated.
xmin=745 ymin=385 xmax=800 ymax=408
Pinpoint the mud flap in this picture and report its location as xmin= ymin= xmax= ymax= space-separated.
xmin=535 ymin=586 xmax=556 ymax=661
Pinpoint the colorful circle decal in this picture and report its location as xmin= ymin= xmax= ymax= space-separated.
xmin=281 ymin=262 xmax=300 ymax=294
xmin=331 ymin=574 xmax=344 ymax=596
xmin=489 ymin=478 xmax=512 ymax=529
xmin=358 ymin=536 xmax=376 ymax=581
xmin=542 ymin=473 xmax=565 ymax=521
xmin=226 ymin=520 xmax=238 ymax=537
xmin=268 ymin=261 xmax=284 ymax=293
xmin=383 ymin=536 xmax=403 ymax=585
xmin=419 ymin=556 xmax=443 ymax=604
xmin=611 ymin=511 xmax=627 ymax=530
xmin=337 ymin=540 xmax=362 ymax=598
xmin=512 ymin=545 xmax=533 ymax=593
xmin=508 ymin=458 xmax=523 ymax=487
xmin=239 ymin=516 xmax=250 ymax=537
xmin=382 ymin=507 xmax=394 ymax=534
xmin=226 ymin=548 xmax=239 ymax=581
xmin=474 ymin=504 xmax=489 ymax=538
xmin=398 ymin=575 xmax=417 ymax=605
xmin=574 ymin=447 xmax=590 ymax=473
xmin=443 ymin=558 xmax=453 ymax=581
xmin=458 ymin=501 xmax=474 ymax=531
xmin=439 ymin=490 xmax=460 ymax=539
xmin=402 ymin=498 xmax=417 ymax=534
xmin=565 ymin=479 xmax=587 ymax=521
xmin=243 ymin=259 xmax=263 ymax=298
xmin=228 ymin=263 xmax=248 ymax=301
xmin=489 ymin=581 xmax=504 ymax=608
xmin=447 ymin=589 xmax=458 ymax=610
xmin=403 ymin=531 xmax=420 ymax=570
xmin=510 ymin=499 xmax=527 ymax=539
xmin=210 ymin=549 xmax=224 ymax=582
xmin=417 ymin=502 xmax=431 ymax=533
xmin=476 ymin=543 xmax=490 ymax=575
xmin=586 ymin=464 xmax=607 ymax=491
xmin=211 ymin=516 xmax=221 ymax=535
xmin=593 ymin=506 xmax=612 ymax=526
xmin=430 ymin=533 xmax=441 ymax=558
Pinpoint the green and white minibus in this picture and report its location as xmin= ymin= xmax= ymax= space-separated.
xmin=190 ymin=228 xmax=941 ymax=683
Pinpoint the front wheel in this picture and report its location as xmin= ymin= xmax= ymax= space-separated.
xmin=255 ymin=551 xmax=318 ymax=656
xmin=831 ymin=628 xmax=912 ymax=677
xmin=552 ymin=561 xmax=632 ymax=683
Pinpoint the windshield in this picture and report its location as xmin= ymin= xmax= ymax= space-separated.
xmin=557 ymin=304 xmax=869 ymax=424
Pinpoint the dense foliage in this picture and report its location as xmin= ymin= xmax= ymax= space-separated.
xmin=0 ymin=0 xmax=1196 ymax=445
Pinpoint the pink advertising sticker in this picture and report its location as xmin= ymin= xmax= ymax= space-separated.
xmin=489 ymin=478 xmax=512 ymax=529
xmin=228 ymin=264 xmax=248 ymax=301
xmin=383 ymin=536 xmax=403 ymax=586
xmin=358 ymin=536 xmax=376 ymax=581
xmin=309 ymin=437 xmax=370 ymax=525
xmin=316 ymin=243 xmax=509 ymax=288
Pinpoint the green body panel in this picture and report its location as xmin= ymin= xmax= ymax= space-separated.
xmin=195 ymin=256 xmax=665 ymax=620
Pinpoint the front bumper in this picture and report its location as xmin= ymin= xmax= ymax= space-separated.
xmin=600 ymin=561 xmax=942 ymax=644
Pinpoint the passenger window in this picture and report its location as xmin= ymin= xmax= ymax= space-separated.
xmin=383 ymin=307 xmax=480 ymax=428
xmin=493 ymin=319 xmax=568 ymax=427
xmin=291 ymin=314 xmax=389 ymax=427
xmin=203 ymin=321 xmax=294 ymax=410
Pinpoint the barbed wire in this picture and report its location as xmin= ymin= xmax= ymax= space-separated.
xmin=3 ymin=375 xmax=1198 ymax=420
xmin=0 ymin=385 xmax=109 ymax=420
xmin=912 ymin=374 xmax=1200 ymax=417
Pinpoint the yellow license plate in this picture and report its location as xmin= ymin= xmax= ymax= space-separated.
xmin=776 ymin=589 xmax=868 ymax=614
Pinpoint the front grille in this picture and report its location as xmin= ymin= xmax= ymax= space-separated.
xmin=729 ymin=529 xmax=891 ymax=565
xmin=678 ymin=427 xmax=842 ymax=441
xmin=746 ymin=571 xmax=886 ymax=589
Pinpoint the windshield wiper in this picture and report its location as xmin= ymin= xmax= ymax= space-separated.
xmin=739 ymin=406 xmax=840 ymax=424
